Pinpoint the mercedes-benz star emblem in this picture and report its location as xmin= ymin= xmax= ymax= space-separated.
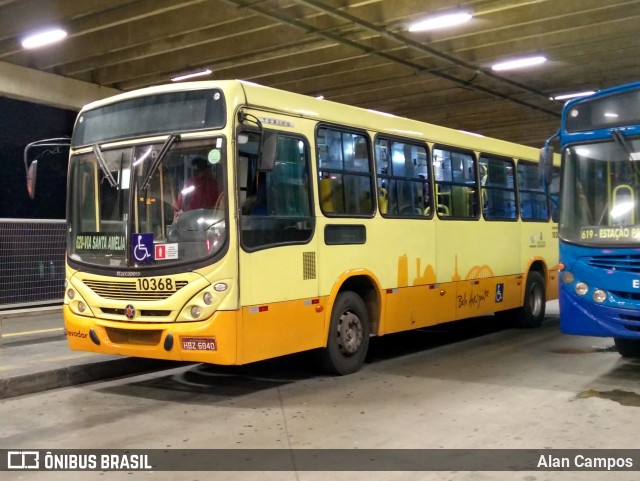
xmin=124 ymin=304 xmax=136 ymax=320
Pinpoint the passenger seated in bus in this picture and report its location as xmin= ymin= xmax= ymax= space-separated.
xmin=173 ymin=157 xmax=221 ymax=220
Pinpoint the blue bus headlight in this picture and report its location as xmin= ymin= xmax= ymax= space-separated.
xmin=575 ymin=282 xmax=589 ymax=296
xmin=562 ymin=271 xmax=575 ymax=284
xmin=593 ymin=289 xmax=607 ymax=303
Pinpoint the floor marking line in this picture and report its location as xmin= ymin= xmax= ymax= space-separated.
xmin=3 ymin=327 xmax=64 ymax=337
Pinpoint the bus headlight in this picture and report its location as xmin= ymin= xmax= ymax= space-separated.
xmin=593 ymin=289 xmax=607 ymax=303
xmin=213 ymin=282 xmax=228 ymax=292
xmin=203 ymin=292 xmax=214 ymax=305
xmin=78 ymin=301 xmax=87 ymax=313
xmin=562 ymin=271 xmax=575 ymax=284
xmin=67 ymin=288 xmax=76 ymax=300
xmin=575 ymin=282 xmax=589 ymax=296
xmin=190 ymin=306 xmax=202 ymax=318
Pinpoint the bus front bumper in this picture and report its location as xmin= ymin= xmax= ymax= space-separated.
xmin=63 ymin=306 xmax=239 ymax=364
xmin=559 ymin=288 xmax=640 ymax=339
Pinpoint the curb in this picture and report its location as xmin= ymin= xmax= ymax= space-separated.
xmin=0 ymin=357 xmax=185 ymax=399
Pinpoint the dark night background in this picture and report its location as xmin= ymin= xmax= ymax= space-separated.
xmin=0 ymin=96 xmax=76 ymax=219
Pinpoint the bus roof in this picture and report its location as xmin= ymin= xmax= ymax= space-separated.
xmin=80 ymin=79 xmax=546 ymax=161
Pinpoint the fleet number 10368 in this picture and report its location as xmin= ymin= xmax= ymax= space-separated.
xmin=137 ymin=278 xmax=174 ymax=291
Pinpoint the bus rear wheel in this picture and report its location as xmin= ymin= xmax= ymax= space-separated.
xmin=614 ymin=337 xmax=640 ymax=358
xmin=496 ymin=271 xmax=546 ymax=328
xmin=320 ymin=291 xmax=370 ymax=376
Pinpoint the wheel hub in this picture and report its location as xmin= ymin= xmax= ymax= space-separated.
xmin=337 ymin=310 xmax=363 ymax=355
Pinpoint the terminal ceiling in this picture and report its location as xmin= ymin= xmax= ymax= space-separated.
xmin=1 ymin=0 xmax=639 ymax=147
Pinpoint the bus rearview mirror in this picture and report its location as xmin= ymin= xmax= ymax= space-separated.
xmin=259 ymin=131 xmax=277 ymax=171
xmin=539 ymin=145 xmax=554 ymax=187
xmin=27 ymin=159 xmax=38 ymax=199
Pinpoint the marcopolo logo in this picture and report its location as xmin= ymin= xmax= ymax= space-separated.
xmin=7 ymin=451 xmax=40 ymax=470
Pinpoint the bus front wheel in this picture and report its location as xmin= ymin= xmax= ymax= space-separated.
xmin=320 ymin=291 xmax=370 ymax=376
xmin=614 ymin=337 xmax=640 ymax=358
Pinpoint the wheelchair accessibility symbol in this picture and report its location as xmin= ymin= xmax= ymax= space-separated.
xmin=495 ymin=283 xmax=504 ymax=303
xmin=132 ymin=233 xmax=154 ymax=263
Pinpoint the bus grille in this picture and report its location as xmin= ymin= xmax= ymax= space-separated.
xmin=101 ymin=307 xmax=172 ymax=317
xmin=303 ymin=251 xmax=316 ymax=280
xmin=82 ymin=279 xmax=188 ymax=300
xmin=587 ymin=255 xmax=640 ymax=273
xmin=105 ymin=327 xmax=162 ymax=345
xmin=610 ymin=291 xmax=640 ymax=301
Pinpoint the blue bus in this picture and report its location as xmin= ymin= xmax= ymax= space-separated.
xmin=543 ymin=81 xmax=640 ymax=357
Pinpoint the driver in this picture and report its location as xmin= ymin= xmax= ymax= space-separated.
xmin=173 ymin=156 xmax=221 ymax=219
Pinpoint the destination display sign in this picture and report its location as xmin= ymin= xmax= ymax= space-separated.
xmin=75 ymin=233 xmax=126 ymax=253
xmin=580 ymin=226 xmax=640 ymax=244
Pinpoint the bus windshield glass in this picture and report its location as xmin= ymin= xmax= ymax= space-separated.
xmin=560 ymin=134 xmax=640 ymax=245
xmin=71 ymin=89 xmax=226 ymax=147
xmin=67 ymin=137 xmax=227 ymax=268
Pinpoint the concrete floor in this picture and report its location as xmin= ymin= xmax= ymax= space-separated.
xmin=1 ymin=301 xmax=639 ymax=481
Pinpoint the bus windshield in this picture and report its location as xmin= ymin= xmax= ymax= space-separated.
xmin=560 ymin=134 xmax=640 ymax=245
xmin=67 ymin=137 xmax=227 ymax=268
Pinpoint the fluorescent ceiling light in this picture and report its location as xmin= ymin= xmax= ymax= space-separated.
xmin=491 ymin=55 xmax=547 ymax=71
xmin=408 ymin=11 xmax=472 ymax=32
xmin=552 ymin=90 xmax=596 ymax=101
xmin=171 ymin=68 xmax=212 ymax=82
xmin=21 ymin=28 xmax=67 ymax=49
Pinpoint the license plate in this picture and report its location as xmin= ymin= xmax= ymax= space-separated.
xmin=181 ymin=337 xmax=217 ymax=351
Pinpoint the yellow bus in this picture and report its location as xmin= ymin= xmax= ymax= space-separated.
xmin=40 ymin=80 xmax=559 ymax=374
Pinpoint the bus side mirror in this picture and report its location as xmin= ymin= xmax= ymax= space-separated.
xmin=539 ymin=145 xmax=554 ymax=187
xmin=23 ymin=136 xmax=71 ymax=199
xmin=27 ymin=159 xmax=38 ymax=199
xmin=258 ymin=130 xmax=277 ymax=172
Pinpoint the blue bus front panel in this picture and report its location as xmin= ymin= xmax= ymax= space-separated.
xmin=559 ymin=242 xmax=640 ymax=338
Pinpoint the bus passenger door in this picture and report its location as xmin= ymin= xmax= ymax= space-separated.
xmin=236 ymin=130 xmax=321 ymax=363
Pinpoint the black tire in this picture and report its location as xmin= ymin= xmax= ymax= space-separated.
xmin=506 ymin=271 xmax=546 ymax=328
xmin=320 ymin=291 xmax=370 ymax=375
xmin=614 ymin=337 xmax=640 ymax=358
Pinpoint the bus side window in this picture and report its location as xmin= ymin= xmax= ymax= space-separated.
xmin=238 ymin=131 xmax=314 ymax=250
xmin=375 ymin=137 xmax=429 ymax=217
xmin=433 ymin=146 xmax=478 ymax=219
xmin=517 ymin=161 xmax=549 ymax=221
xmin=317 ymin=126 xmax=374 ymax=217
xmin=479 ymin=154 xmax=517 ymax=221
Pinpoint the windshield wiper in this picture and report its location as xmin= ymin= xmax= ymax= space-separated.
xmin=141 ymin=133 xmax=181 ymax=191
xmin=93 ymin=144 xmax=118 ymax=188
xmin=612 ymin=129 xmax=635 ymax=161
